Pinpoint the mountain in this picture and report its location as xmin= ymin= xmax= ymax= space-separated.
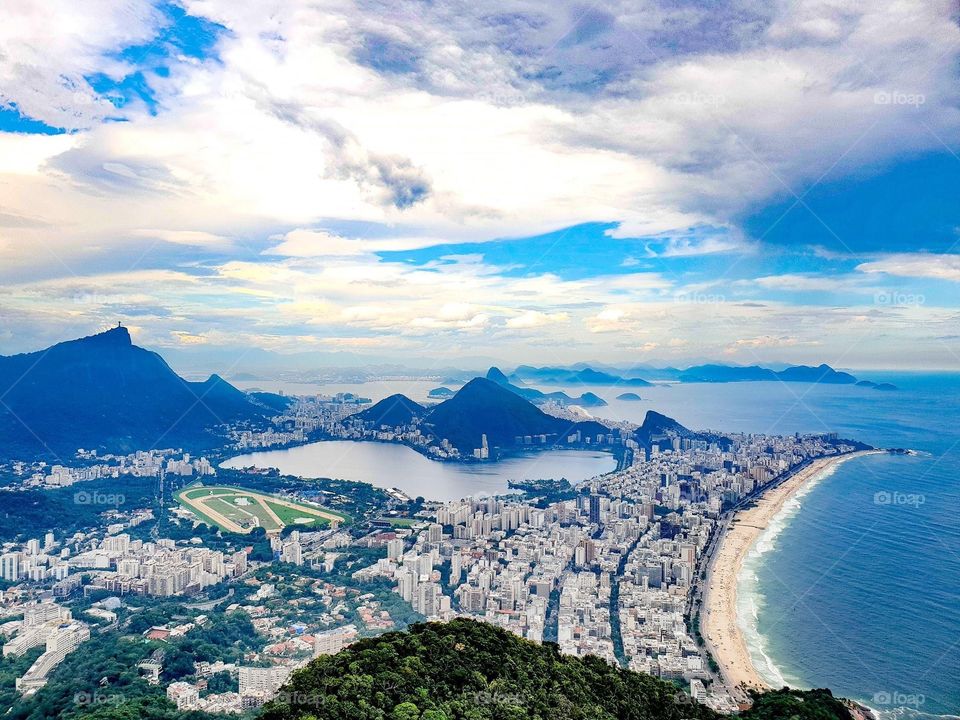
xmin=248 ymin=391 xmax=296 ymax=413
xmin=485 ymin=367 xmax=608 ymax=407
xmin=679 ymin=363 xmax=857 ymax=384
xmin=775 ymin=364 xmax=857 ymax=384
xmin=511 ymin=365 xmax=652 ymax=386
xmin=259 ymin=619 xmax=857 ymax=720
xmin=0 ymin=327 xmax=279 ymax=458
xmin=632 ymin=410 xmax=728 ymax=450
xmin=617 ymin=392 xmax=642 ymax=401
xmin=423 ymin=377 xmax=609 ymax=452
xmin=578 ymin=392 xmax=607 ymax=407
xmin=428 ymin=386 xmax=456 ymax=398
xmin=354 ymin=394 xmax=426 ymax=427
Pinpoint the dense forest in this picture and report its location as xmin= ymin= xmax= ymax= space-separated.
xmin=258 ymin=619 xmax=857 ymax=720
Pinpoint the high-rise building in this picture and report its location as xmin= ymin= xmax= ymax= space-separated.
xmin=238 ymin=665 xmax=290 ymax=700
xmin=589 ymin=494 xmax=601 ymax=525
xmin=1 ymin=553 xmax=20 ymax=582
xmin=313 ymin=625 xmax=357 ymax=656
xmin=386 ymin=538 xmax=404 ymax=560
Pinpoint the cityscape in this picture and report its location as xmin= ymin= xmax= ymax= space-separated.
xmin=2 ymin=1 xmax=959 ymax=719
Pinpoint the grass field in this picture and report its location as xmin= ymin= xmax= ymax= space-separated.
xmin=175 ymin=485 xmax=347 ymax=534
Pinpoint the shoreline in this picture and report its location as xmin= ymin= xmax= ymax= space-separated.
xmin=701 ymin=449 xmax=882 ymax=697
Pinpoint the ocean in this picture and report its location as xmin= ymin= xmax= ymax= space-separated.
xmin=239 ymin=371 xmax=960 ymax=715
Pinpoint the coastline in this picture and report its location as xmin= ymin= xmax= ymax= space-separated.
xmin=701 ymin=450 xmax=882 ymax=697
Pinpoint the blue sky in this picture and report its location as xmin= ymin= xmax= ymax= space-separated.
xmin=0 ymin=0 xmax=959 ymax=369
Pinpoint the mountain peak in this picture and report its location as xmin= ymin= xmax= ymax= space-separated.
xmin=485 ymin=366 xmax=510 ymax=385
xmin=77 ymin=325 xmax=132 ymax=347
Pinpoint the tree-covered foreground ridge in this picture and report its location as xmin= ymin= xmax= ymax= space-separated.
xmin=258 ymin=619 xmax=857 ymax=720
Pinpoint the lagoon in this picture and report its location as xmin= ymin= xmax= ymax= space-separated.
xmin=221 ymin=440 xmax=616 ymax=502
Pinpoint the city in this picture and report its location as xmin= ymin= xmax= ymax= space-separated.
xmin=0 ymin=401 xmax=865 ymax=715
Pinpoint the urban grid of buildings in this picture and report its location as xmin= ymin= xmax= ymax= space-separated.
xmin=0 ymin=396 xmax=857 ymax=713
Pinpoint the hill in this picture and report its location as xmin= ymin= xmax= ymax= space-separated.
xmin=354 ymin=393 xmax=426 ymax=427
xmin=423 ymin=377 xmax=609 ymax=452
xmin=0 ymin=326 xmax=276 ymax=458
xmin=259 ymin=619 xmax=856 ymax=720
xmin=633 ymin=410 xmax=729 ymax=450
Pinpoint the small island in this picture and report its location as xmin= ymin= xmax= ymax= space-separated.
xmin=428 ymin=386 xmax=456 ymax=398
xmin=617 ymin=392 xmax=642 ymax=401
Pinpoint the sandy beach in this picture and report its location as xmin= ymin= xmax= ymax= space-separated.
xmin=701 ymin=450 xmax=880 ymax=696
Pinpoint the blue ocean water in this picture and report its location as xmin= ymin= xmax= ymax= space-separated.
xmin=531 ymin=373 xmax=960 ymax=716
xmin=739 ymin=374 xmax=960 ymax=719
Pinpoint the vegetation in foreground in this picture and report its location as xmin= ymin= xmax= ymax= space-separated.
xmin=259 ymin=619 xmax=855 ymax=720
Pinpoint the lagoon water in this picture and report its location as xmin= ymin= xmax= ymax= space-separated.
xmin=221 ymin=441 xmax=616 ymax=502
xmin=235 ymin=372 xmax=960 ymax=715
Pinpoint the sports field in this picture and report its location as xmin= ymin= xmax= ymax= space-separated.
xmin=175 ymin=485 xmax=347 ymax=534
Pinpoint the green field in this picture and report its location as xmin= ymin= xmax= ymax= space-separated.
xmin=175 ymin=485 xmax=348 ymax=534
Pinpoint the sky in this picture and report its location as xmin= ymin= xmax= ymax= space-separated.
xmin=1 ymin=0 xmax=959 ymax=370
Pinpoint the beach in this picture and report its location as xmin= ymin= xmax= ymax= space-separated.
xmin=701 ymin=450 xmax=880 ymax=696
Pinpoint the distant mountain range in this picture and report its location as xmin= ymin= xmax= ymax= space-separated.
xmin=503 ymin=362 xmax=895 ymax=389
xmin=511 ymin=365 xmax=653 ymax=387
xmin=0 ymin=327 xmax=291 ymax=458
xmin=485 ymin=367 xmax=608 ymax=407
xmin=677 ymin=363 xmax=857 ymax=384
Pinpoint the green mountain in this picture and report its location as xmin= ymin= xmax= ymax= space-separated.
xmin=423 ymin=377 xmax=609 ymax=452
xmin=258 ymin=619 xmax=857 ymax=720
xmin=0 ymin=327 xmax=284 ymax=458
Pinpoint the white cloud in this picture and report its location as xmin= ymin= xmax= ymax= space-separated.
xmin=857 ymin=254 xmax=960 ymax=282
xmin=264 ymin=229 xmax=367 ymax=257
xmin=0 ymin=0 xmax=162 ymax=129
xmin=0 ymin=0 xmax=959 ymax=367
xmin=505 ymin=310 xmax=569 ymax=330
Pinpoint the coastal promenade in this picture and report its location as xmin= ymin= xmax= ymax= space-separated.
xmin=701 ymin=450 xmax=881 ymax=700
